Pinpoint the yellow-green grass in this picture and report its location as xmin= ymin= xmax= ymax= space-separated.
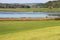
xmin=0 ymin=26 xmax=60 ymax=40
xmin=0 ymin=21 xmax=60 ymax=40
xmin=0 ymin=8 xmax=60 ymax=12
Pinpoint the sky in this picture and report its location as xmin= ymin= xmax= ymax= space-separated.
xmin=0 ymin=0 xmax=52 ymax=3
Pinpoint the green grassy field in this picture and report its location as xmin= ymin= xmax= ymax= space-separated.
xmin=0 ymin=21 xmax=60 ymax=40
xmin=0 ymin=8 xmax=60 ymax=12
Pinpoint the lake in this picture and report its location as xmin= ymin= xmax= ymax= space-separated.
xmin=0 ymin=12 xmax=60 ymax=18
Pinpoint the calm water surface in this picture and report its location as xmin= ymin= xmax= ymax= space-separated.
xmin=0 ymin=12 xmax=60 ymax=18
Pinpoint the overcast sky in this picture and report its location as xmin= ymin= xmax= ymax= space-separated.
xmin=0 ymin=0 xmax=52 ymax=3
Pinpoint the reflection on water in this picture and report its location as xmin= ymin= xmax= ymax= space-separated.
xmin=0 ymin=12 xmax=60 ymax=18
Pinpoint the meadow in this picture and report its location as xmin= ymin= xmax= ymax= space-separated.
xmin=0 ymin=21 xmax=60 ymax=40
xmin=0 ymin=8 xmax=60 ymax=12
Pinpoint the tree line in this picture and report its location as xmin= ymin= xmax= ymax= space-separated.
xmin=0 ymin=0 xmax=60 ymax=8
xmin=0 ymin=3 xmax=30 ymax=8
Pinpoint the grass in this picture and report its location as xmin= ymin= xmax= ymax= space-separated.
xmin=0 ymin=8 xmax=60 ymax=12
xmin=0 ymin=21 xmax=60 ymax=40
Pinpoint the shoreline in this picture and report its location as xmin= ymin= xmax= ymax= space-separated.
xmin=0 ymin=18 xmax=57 ymax=21
xmin=0 ymin=8 xmax=60 ymax=12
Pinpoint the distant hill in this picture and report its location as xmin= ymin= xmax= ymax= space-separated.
xmin=43 ymin=0 xmax=60 ymax=8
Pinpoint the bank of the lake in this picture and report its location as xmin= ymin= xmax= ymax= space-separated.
xmin=0 ymin=8 xmax=60 ymax=12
